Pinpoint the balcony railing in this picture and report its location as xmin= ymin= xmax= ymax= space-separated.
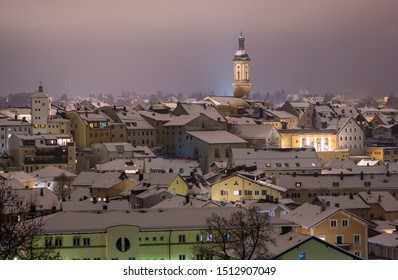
xmin=334 ymin=243 xmax=351 ymax=251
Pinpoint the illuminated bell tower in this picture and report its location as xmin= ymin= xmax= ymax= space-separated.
xmin=233 ymin=31 xmax=251 ymax=99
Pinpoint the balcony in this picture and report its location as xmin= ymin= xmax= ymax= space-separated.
xmin=24 ymin=155 xmax=68 ymax=165
xmin=36 ymin=147 xmax=68 ymax=157
xmin=334 ymin=243 xmax=351 ymax=251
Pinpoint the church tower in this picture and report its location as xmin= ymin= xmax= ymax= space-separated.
xmin=233 ymin=31 xmax=251 ymax=99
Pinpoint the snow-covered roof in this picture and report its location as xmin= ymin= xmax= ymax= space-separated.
xmin=186 ymin=131 xmax=247 ymax=144
xmin=358 ymin=191 xmax=398 ymax=212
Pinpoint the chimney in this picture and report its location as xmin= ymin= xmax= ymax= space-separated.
xmin=123 ymin=106 xmax=127 ymax=112
xmin=113 ymin=105 xmax=116 ymax=110
xmin=85 ymin=109 xmax=88 ymax=118
xmin=14 ymin=114 xmax=17 ymax=120
xmin=378 ymin=194 xmax=382 ymax=202
xmin=349 ymin=193 xmax=353 ymax=199
xmin=340 ymin=172 xmax=344 ymax=180
xmin=139 ymin=173 xmax=144 ymax=181
xmin=40 ymin=188 xmax=43 ymax=196
xmin=185 ymin=194 xmax=190 ymax=205
xmin=360 ymin=171 xmax=364 ymax=180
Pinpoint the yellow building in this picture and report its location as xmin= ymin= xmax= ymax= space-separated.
xmin=36 ymin=208 xmax=252 ymax=260
xmin=211 ymin=174 xmax=286 ymax=202
xmin=317 ymin=149 xmax=350 ymax=166
xmin=90 ymin=177 xmax=139 ymax=199
xmin=47 ymin=117 xmax=72 ymax=134
xmin=283 ymin=203 xmax=369 ymax=259
xmin=365 ymin=147 xmax=398 ymax=163
xmin=166 ymin=174 xmax=189 ymax=196
xmin=66 ymin=110 xmax=112 ymax=149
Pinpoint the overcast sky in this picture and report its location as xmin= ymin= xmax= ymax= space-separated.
xmin=1 ymin=0 xmax=398 ymax=98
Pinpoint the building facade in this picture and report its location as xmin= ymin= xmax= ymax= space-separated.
xmin=8 ymin=133 xmax=76 ymax=173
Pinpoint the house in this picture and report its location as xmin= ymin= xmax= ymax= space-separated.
xmin=312 ymin=195 xmax=370 ymax=219
xmin=94 ymin=159 xmax=141 ymax=173
xmin=29 ymin=166 xmax=77 ymax=190
xmin=100 ymin=106 xmax=156 ymax=147
xmin=16 ymin=187 xmax=61 ymax=216
xmin=278 ymin=101 xmax=311 ymax=119
xmin=259 ymin=108 xmax=298 ymax=129
xmin=65 ymin=110 xmax=116 ymax=149
xmin=131 ymin=173 xmax=189 ymax=196
xmin=172 ymin=102 xmax=228 ymax=125
xmin=202 ymin=96 xmax=252 ymax=117
xmin=211 ymin=174 xmax=286 ymax=203
xmin=72 ymin=171 xmax=121 ymax=188
xmin=282 ymin=203 xmax=369 ymax=258
xmin=229 ymin=124 xmax=281 ymax=148
xmin=278 ymin=173 xmax=398 ymax=204
xmin=143 ymin=158 xmax=201 ymax=177
xmin=225 ymin=200 xmax=291 ymax=218
xmin=0 ymin=117 xmax=32 ymax=153
xmin=371 ymin=124 xmax=398 ymax=144
xmin=368 ymin=232 xmax=398 ymax=259
xmin=178 ymin=130 xmax=247 ymax=173
xmin=271 ymin=232 xmax=361 ymax=260
xmin=8 ymin=133 xmax=76 ymax=174
xmin=163 ymin=113 xmax=226 ymax=156
xmin=90 ymin=172 xmax=139 ymax=199
xmin=365 ymin=146 xmax=398 ymax=163
xmin=47 ymin=116 xmax=72 ymax=134
xmin=358 ymin=191 xmax=398 ymax=221
xmin=139 ymin=110 xmax=175 ymax=150
xmin=92 ymin=142 xmax=135 ymax=164
xmin=0 ymin=171 xmax=39 ymax=188
xmin=231 ymin=147 xmax=322 ymax=178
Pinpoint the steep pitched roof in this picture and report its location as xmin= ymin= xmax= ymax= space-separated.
xmin=230 ymin=124 xmax=278 ymax=139
xmin=314 ymin=195 xmax=370 ymax=210
xmin=186 ymin=131 xmax=247 ymax=144
xmin=358 ymin=191 xmax=398 ymax=212
xmin=282 ymin=203 xmax=340 ymax=229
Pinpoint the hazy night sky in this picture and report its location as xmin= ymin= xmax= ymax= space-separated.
xmin=1 ymin=0 xmax=398 ymax=98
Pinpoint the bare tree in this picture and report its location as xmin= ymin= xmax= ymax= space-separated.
xmin=192 ymin=206 xmax=275 ymax=260
xmin=0 ymin=179 xmax=61 ymax=259
xmin=53 ymin=173 xmax=71 ymax=202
